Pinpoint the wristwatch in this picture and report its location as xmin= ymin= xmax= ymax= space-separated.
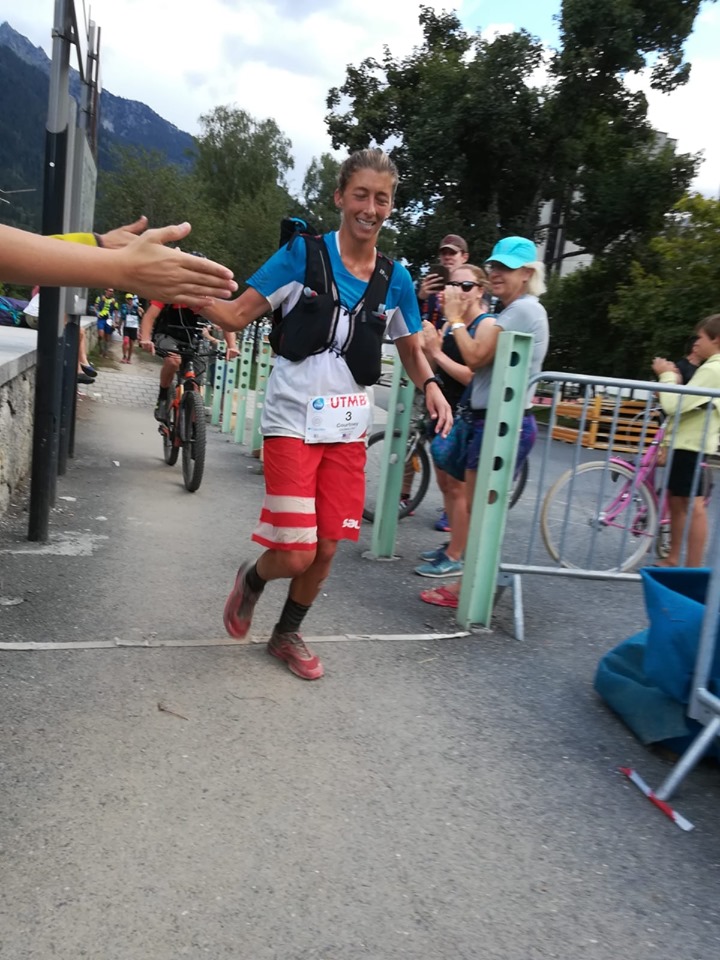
xmin=422 ymin=374 xmax=444 ymax=393
xmin=450 ymin=322 xmax=465 ymax=332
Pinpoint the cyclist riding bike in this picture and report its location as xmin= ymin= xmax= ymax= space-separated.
xmin=139 ymin=253 xmax=239 ymax=421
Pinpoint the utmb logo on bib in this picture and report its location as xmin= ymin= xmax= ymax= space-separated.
xmin=329 ymin=395 xmax=369 ymax=408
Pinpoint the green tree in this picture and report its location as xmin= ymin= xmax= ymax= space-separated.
xmin=95 ymin=147 xmax=194 ymax=234
xmin=325 ymin=2 xmax=703 ymax=278
xmin=609 ymin=194 xmax=720 ymax=365
xmin=191 ymin=105 xmax=298 ymax=280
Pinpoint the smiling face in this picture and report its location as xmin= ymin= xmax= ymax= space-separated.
xmin=486 ymin=262 xmax=532 ymax=306
xmin=335 ymin=169 xmax=394 ymax=246
xmin=443 ymin=266 xmax=487 ymax=321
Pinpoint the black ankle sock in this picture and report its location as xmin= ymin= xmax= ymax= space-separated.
xmin=275 ymin=597 xmax=311 ymax=635
xmin=245 ymin=562 xmax=266 ymax=594
xmin=158 ymin=386 xmax=169 ymax=401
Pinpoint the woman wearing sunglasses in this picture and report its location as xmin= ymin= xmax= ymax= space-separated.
xmin=416 ymin=264 xmax=493 ymax=577
xmin=420 ymin=236 xmax=549 ymax=608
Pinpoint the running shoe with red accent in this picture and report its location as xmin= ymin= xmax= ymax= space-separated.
xmin=268 ymin=629 xmax=324 ymax=680
xmin=223 ymin=562 xmax=261 ymax=639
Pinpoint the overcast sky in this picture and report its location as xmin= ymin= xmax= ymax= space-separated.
xmin=9 ymin=0 xmax=720 ymax=197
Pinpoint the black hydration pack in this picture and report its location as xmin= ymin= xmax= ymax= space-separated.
xmin=269 ymin=217 xmax=394 ymax=386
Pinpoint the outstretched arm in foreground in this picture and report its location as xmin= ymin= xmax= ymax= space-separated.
xmin=0 ymin=222 xmax=237 ymax=308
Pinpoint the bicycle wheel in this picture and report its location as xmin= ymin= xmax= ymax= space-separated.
xmin=541 ymin=461 xmax=657 ymax=572
xmin=509 ymin=457 xmax=529 ymax=509
xmin=363 ymin=430 xmax=430 ymax=522
xmin=163 ymin=395 xmax=179 ymax=466
xmin=181 ymin=390 xmax=206 ymax=492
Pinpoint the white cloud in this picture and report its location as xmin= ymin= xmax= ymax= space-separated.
xmin=628 ymin=58 xmax=720 ymax=197
xmin=8 ymin=0 xmax=719 ymax=197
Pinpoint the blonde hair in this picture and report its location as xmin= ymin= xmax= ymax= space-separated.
xmin=452 ymin=263 xmax=488 ymax=286
xmin=525 ymin=261 xmax=547 ymax=297
xmin=337 ymin=148 xmax=399 ymax=195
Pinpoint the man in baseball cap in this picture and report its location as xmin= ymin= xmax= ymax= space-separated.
xmin=418 ymin=233 xmax=470 ymax=323
xmin=438 ymin=234 xmax=469 ymax=256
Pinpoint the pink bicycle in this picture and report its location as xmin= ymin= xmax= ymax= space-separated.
xmin=541 ymin=420 xmax=714 ymax=572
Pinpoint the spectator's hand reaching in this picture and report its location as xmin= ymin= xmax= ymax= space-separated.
xmin=98 ymin=216 xmax=150 ymax=250
xmin=113 ymin=223 xmax=237 ymax=308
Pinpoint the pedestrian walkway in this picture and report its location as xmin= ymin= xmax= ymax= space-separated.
xmin=0 ymin=396 xmax=719 ymax=960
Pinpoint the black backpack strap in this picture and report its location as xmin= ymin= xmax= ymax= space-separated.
xmin=363 ymin=252 xmax=394 ymax=316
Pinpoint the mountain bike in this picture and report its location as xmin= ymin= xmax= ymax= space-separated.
xmin=363 ymin=403 xmax=529 ymax=522
xmin=540 ymin=418 xmax=714 ymax=572
xmin=156 ymin=324 xmax=217 ymax=493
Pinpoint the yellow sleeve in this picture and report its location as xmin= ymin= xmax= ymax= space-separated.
xmin=50 ymin=232 xmax=99 ymax=247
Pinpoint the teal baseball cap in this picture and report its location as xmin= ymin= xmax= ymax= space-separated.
xmin=487 ymin=236 xmax=537 ymax=269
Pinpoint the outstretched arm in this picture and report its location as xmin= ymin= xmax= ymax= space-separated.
xmin=0 ymin=222 xmax=237 ymax=307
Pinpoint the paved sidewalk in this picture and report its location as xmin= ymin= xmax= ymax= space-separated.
xmin=0 ymin=396 xmax=718 ymax=960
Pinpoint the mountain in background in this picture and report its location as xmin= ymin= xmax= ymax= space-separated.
xmin=0 ymin=21 xmax=196 ymax=231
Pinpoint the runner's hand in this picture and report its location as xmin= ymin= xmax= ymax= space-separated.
xmin=139 ymin=338 xmax=155 ymax=355
xmin=426 ymin=385 xmax=453 ymax=437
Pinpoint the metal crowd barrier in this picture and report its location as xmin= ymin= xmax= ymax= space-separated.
xmin=501 ymin=372 xmax=720 ymax=641
xmin=205 ymin=330 xmax=273 ymax=452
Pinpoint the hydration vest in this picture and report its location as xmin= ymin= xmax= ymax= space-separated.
xmin=269 ymin=231 xmax=394 ymax=387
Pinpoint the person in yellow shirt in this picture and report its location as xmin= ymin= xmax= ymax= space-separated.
xmin=652 ymin=313 xmax=720 ymax=566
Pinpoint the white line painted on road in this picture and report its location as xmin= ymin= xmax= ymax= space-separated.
xmin=0 ymin=631 xmax=473 ymax=651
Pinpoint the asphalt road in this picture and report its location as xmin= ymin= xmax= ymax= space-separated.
xmin=0 ymin=396 xmax=718 ymax=960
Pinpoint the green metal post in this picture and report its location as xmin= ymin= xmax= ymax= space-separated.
xmin=368 ymin=359 xmax=416 ymax=559
xmin=456 ymin=331 xmax=532 ymax=628
xmin=221 ymin=357 xmax=237 ymax=434
xmin=211 ymin=355 xmax=225 ymax=426
xmin=250 ymin=342 xmax=272 ymax=452
xmin=234 ymin=337 xmax=253 ymax=445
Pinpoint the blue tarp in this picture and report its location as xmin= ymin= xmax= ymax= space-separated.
xmin=594 ymin=568 xmax=720 ymax=758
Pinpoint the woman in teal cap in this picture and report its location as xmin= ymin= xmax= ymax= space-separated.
xmin=420 ymin=236 xmax=549 ymax=607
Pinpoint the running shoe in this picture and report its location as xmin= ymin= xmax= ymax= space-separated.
xmin=268 ymin=629 xmax=324 ymax=680
xmin=154 ymin=398 xmax=170 ymax=422
xmin=76 ymin=372 xmax=94 ymax=385
xmin=223 ymin=561 xmax=261 ymax=640
xmin=419 ymin=542 xmax=449 ymax=561
xmin=81 ymin=364 xmax=98 ymax=378
xmin=399 ymin=497 xmax=415 ymax=516
xmin=414 ymin=550 xmax=464 ymax=578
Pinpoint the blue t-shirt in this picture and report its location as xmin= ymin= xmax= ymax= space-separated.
xmin=248 ymin=232 xmax=421 ymax=337
xmin=247 ymin=232 xmax=421 ymax=439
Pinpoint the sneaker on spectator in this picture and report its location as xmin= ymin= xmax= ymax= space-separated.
xmin=419 ymin=542 xmax=449 ymax=561
xmin=268 ymin=629 xmax=324 ymax=680
xmin=414 ymin=550 xmax=464 ymax=578
xmin=81 ymin=364 xmax=98 ymax=378
xmin=77 ymin=372 xmax=94 ymax=385
xmin=434 ymin=510 xmax=451 ymax=532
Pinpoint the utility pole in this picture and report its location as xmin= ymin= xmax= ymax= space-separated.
xmin=28 ymin=0 xmax=97 ymax=541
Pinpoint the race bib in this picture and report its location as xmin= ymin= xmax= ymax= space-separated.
xmin=124 ymin=315 xmax=140 ymax=328
xmin=305 ymin=392 xmax=371 ymax=444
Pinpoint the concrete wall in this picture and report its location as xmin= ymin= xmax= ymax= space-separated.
xmin=0 ymin=318 xmax=96 ymax=517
